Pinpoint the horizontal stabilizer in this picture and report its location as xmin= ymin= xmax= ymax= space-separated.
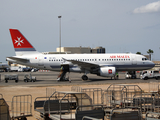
xmin=7 ymin=57 xmax=29 ymax=63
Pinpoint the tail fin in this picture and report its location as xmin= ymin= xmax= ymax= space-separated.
xmin=9 ymin=29 xmax=38 ymax=56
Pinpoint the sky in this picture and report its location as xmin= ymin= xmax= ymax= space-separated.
xmin=0 ymin=0 xmax=160 ymax=63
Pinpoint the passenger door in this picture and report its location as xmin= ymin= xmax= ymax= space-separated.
xmin=38 ymin=56 xmax=44 ymax=66
xmin=132 ymin=55 xmax=137 ymax=65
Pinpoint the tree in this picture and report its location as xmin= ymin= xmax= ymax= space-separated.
xmin=147 ymin=49 xmax=154 ymax=60
xmin=136 ymin=52 xmax=141 ymax=55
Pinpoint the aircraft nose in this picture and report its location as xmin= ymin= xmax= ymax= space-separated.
xmin=151 ymin=61 xmax=155 ymax=67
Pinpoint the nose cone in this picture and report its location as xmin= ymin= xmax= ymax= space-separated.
xmin=150 ymin=61 xmax=155 ymax=68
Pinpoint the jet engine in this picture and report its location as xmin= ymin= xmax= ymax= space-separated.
xmin=97 ymin=67 xmax=116 ymax=77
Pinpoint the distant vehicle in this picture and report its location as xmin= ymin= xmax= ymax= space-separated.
xmin=31 ymin=68 xmax=39 ymax=72
xmin=9 ymin=66 xmax=31 ymax=72
xmin=0 ymin=62 xmax=9 ymax=72
xmin=125 ymin=72 xmax=131 ymax=79
xmin=22 ymin=67 xmax=32 ymax=72
xmin=24 ymin=74 xmax=36 ymax=82
xmin=9 ymin=66 xmax=19 ymax=72
xmin=125 ymin=71 xmax=137 ymax=79
xmin=140 ymin=70 xmax=160 ymax=80
xmin=9 ymin=66 xmax=24 ymax=72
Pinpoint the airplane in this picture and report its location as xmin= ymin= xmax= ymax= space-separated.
xmin=6 ymin=29 xmax=155 ymax=80
xmin=0 ymin=62 xmax=9 ymax=72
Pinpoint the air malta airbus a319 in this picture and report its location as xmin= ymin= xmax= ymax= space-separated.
xmin=7 ymin=29 xmax=155 ymax=80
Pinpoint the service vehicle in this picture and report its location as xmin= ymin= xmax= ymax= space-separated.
xmin=125 ymin=71 xmax=137 ymax=79
xmin=9 ymin=66 xmax=19 ymax=72
xmin=9 ymin=66 xmax=31 ymax=72
xmin=22 ymin=67 xmax=32 ymax=72
xmin=24 ymin=73 xmax=36 ymax=82
xmin=140 ymin=70 xmax=160 ymax=80
xmin=4 ymin=74 xmax=18 ymax=83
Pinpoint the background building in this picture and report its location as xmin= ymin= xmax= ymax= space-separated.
xmin=56 ymin=46 xmax=105 ymax=54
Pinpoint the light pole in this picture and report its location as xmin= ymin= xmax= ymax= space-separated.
xmin=58 ymin=16 xmax=62 ymax=54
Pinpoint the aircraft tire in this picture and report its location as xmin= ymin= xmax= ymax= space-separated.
xmin=24 ymin=79 xmax=28 ymax=82
xmin=32 ymin=79 xmax=36 ymax=82
xmin=82 ymin=75 xmax=88 ymax=80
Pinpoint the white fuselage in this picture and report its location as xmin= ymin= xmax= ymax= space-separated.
xmin=7 ymin=53 xmax=155 ymax=73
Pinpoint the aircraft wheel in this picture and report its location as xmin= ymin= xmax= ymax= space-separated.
xmin=82 ymin=75 xmax=88 ymax=80
xmin=32 ymin=79 xmax=36 ymax=82
xmin=24 ymin=79 xmax=28 ymax=82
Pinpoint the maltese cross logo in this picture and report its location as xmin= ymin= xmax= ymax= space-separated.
xmin=14 ymin=37 xmax=24 ymax=46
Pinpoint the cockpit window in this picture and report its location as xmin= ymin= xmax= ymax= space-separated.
xmin=142 ymin=58 xmax=148 ymax=61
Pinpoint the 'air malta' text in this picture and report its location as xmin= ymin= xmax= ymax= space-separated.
xmin=110 ymin=55 xmax=130 ymax=58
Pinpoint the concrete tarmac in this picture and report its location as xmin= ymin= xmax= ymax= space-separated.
xmin=0 ymin=71 xmax=159 ymax=87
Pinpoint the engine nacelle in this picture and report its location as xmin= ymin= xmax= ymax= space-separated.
xmin=98 ymin=67 xmax=116 ymax=77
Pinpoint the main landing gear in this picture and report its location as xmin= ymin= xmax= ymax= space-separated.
xmin=82 ymin=75 xmax=88 ymax=80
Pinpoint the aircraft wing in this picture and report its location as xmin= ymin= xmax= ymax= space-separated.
xmin=7 ymin=57 xmax=29 ymax=63
xmin=62 ymin=58 xmax=99 ymax=71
